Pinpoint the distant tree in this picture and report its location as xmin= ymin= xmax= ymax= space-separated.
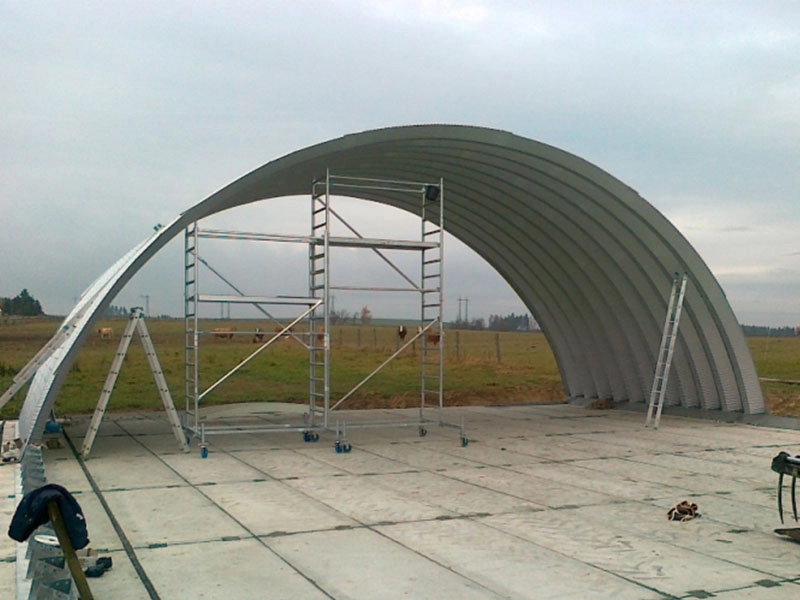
xmin=104 ymin=304 xmax=130 ymax=317
xmin=741 ymin=324 xmax=797 ymax=337
xmin=488 ymin=312 xmax=532 ymax=331
xmin=1 ymin=289 xmax=44 ymax=316
xmin=360 ymin=305 xmax=373 ymax=325
xmin=449 ymin=317 xmax=485 ymax=330
xmin=330 ymin=306 xmax=352 ymax=325
xmin=471 ymin=317 xmax=486 ymax=330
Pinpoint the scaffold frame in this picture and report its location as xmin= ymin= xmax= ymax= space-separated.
xmin=182 ymin=170 xmax=466 ymax=454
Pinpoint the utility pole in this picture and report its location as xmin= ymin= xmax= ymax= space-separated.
xmin=141 ymin=295 xmax=150 ymax=317
xmin=456 ymin=297 xmax=470 ymax=323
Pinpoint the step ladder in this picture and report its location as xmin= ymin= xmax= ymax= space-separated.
xmin=81 ymin=308 xmax=189 ymax=458
xmin=420 ymin=182 xmax=444 ymax=416
xmin=645 ymin=272 xmax=688 ymax=429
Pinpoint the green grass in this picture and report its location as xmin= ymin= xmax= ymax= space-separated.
xmin=2 ymin=317 xmax=798 ymax=418
xmin=0 ymin=318 xmax=561 ymax=417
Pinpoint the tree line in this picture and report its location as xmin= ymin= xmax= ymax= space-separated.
xmin=741 ymin=324 xmax=799 ymax=337
xmin=0 ymin=289 xmax=44 ymax=316
xmin=450 ymin=312 xmax=538 ymax=331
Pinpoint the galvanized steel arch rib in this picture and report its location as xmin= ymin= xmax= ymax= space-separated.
xmin=14 ymin=124 xmax=764 ymax=444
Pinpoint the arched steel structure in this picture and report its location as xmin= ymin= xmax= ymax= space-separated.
xmin=11 ymin=125 xmax=764 ymax=445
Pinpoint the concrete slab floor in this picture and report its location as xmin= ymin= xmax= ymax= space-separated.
xmin=5 ymin=404 xmax=800 ymax=599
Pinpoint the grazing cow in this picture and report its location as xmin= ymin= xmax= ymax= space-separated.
xmin=397 ymin=325 xmax=408 ymax=341
xmin=426 ymin=332 xmax=441 ymax=346
xmin=212 ymin=327 xmax=235 ymax=339
xmin=252 ymin=327 xmax=264 ymax=343
xmin=97 ymin=327 xmax=113 ymax=339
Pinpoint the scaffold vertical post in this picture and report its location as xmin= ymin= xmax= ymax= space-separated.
xmin=309 ymin=171 xmax=331 ymax=429
xmin=185 ymin=222 xmax=200 ymax=438
xmin=420 ymin=179 xmax=444 ymax=422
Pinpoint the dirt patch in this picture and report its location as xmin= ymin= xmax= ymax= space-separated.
xmin=763 ymin=386 xmax=800 ymax=419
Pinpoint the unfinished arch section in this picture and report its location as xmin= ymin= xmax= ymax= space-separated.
xmin=13 ymin=125 xmax=763 ymax=444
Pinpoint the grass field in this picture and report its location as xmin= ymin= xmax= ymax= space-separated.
xmin=1 ymin=316 xmax=798 ymax=418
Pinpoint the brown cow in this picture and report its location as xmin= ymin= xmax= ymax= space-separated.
xmin=97 ymin=327 xmax=113 ymax=339
xmin=426 ymin=332 xmax=441 ymax=346
xmin=397 ymin=325 xmax=408 ymax=341
xmin=252 ymin=327 xmax=264 ymax=343
xmin=212 ymin=327 xmax=235 ymax=339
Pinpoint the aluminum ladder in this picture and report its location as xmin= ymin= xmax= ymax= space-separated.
xmin=308 ymin=174 xmax=331 ymax=428
xmin=645 ymin=272 xmax=688 ymax=429
xmin=420 ymin=181 xmax=444 ymax=418
xmin=81 ymin=308 xmax=189 ymax=458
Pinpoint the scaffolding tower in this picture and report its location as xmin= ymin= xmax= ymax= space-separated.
xmin=182 ymin=170 xmax=466 ymax=455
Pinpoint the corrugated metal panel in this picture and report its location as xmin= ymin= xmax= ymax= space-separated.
xmin=13 ymin=125 xmax=764 ymax=448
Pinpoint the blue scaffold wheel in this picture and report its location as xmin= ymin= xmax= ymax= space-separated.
xmin=200 ymin=446 xmax=209 ymax=459
xmin=419 ymin=427 xmax=427 ymax=437
xmin=460 ymin=437 xmax=469 ymax=448
xmin=342 ymin=443 xmax=352 ymax=453
xmin=334 ymin=441 xmax=343 ymax=454
xmin=302 ymin=431 xmax=311 ymax=443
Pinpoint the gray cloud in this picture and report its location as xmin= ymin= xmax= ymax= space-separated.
xmin=1 ymin=1 xmax=798 ymax=327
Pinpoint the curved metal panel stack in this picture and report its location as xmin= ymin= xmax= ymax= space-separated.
xmin=10 ymin=125 xmax=764 ymax=450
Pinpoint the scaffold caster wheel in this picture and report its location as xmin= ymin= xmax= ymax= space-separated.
xmin=419 ymin=427 xmax=427 ymax=437
xmin=342 ymin=443 xmax=352 ymax=453
xmin=334 ymin=441 xmax=343 ymax=454
xmin=311 ymin=432 xmax=319 ymax=442
xmin=200 ymin=446 xmax=209 ymax=459
xmin=460 ymin=437 xmax=469 ymax=448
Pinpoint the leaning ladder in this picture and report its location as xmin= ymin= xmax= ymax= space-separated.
xmin=645 ymin=272 xmax=688 ymax=429
xmin=81 ymin=308 xmax=189 ymax=458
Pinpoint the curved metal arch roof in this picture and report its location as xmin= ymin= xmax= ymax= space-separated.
xmin=12 ymin=124 xmax=763 ymax=444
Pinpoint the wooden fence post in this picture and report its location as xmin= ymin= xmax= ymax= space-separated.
xmin=495 ymin=333 xmax=502 ymax=363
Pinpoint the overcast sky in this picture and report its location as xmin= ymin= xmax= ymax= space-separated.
xmin=1 ymin=1 xmax=798 ymax=326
